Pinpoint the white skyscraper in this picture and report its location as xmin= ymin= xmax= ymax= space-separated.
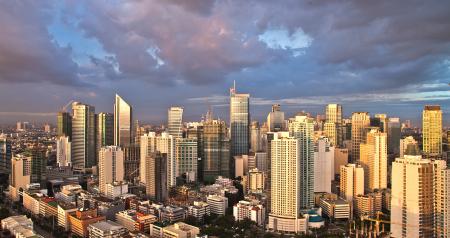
xmin=98 ymin=146 xmax=124 ymax=195
xmin=288 ymin=115 xmax=314 ymax=208
xmin=360 ymin=128 xmax=387 ymax=192
xmin=433 ymin=160 xmax=450 ymax=238
xmin=168 ymin=107 xmax=183 ymax=139
xmin=56 ymin=136 xmax=71 ymax=167
xmin=340 ymin=164 xmax=364 ymax=202
xmin=114 ymin=94 xmax=133 ymax=147
xmin=391 ymin=155 xmax=434 ymax=238
xmin=314 ymin=137 xmax=334 ymax=193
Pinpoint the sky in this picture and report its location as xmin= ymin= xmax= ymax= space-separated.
xmin=0 ymin=0 xmax=449 ymax=126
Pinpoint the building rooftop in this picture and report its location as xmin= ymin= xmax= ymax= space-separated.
xmin=89 ymin=220 xmax=125 ymax=232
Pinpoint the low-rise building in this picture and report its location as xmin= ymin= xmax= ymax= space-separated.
xmin=68 ymin=208 xmax=106 ymax=237
xmin=354 ymin=192 xmax=382 ymax=218
xmin=105 ymin=182 xmax=129 ymax=199
xmin=1 ymin=215 xmax=43 ymax=238
xmin=187 ymin=201 xmax=210 ymax=222
xmin=39 ymin=197 xmax=58 ymax=217
xmin=319 ymin=198 xmax=351 ymax=220
xmin=158 ymin=222 xmax=200 ymax=238
xmin=88 ymin=220 xmax=128 ymax=238
xmin=233 ymin=200 xmax=265 ymax=226
xmin=57 ymin=202 xmax=78 ymax=231
xmin=160 ymin=206 xmax=186 ymax=223
xmin=206 ymin=195 xmax=228 ymax=216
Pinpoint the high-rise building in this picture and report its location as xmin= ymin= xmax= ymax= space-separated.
xmin=9 ymin=155 xmax=31 ymax=201
xmin=374 ymin=114 xmax=388 ymax=133
xmin=387 ymin=117 xmax=401 ymax=155
xmin=359 ymin=129 xmax=387 ymax=192
xmin=288 ymin=116 xmax=314 ymax=208
xmin=97 ymin=112 xmax=114 ymax=149
xmin=175 ymin=138 xmax=198 ymax=182
xmin=351 ymin=112 xmax=370 ymax=162
xmin=314 ymin=137 xmax=334 ymax=193
xmin=268 ymin=132 xmax=307 ymax=233
xmin=334 ymin=148 xmax=349 ymax=177
xmin=56 ymin=136 xmax=71 ymax=167
xmin=399 ymin=136 xmax=419 ymax=158
xmin=340 ymin=164 xmax=364 ymax=202
xmin=22 ymin=148 xmax=46 ymax=185
xmin=98 ymin=146 xmax=124 ymax=195
xmin=230 ymin=84 xmax=250 ymax=159
xmin=0 ymin=134 xmax=12 ymax=175
xmin=423 ymin=105 xmax=442 ymax=156
xmin=391 ymin=155 xmax=434 ymax=238
xmin=250 ymin=121 xmax=261 ymax=152
xmin=248 ymin=168 xmax=264 ymax=193
xmin=71 ymin=102 xmax=96 ymax=170
xmin=141 ymin=152 xmax=167 ymax=201
xmin=324 ymin=104 xmax=342 ymax=146
xmin=433 ymin=160 xmax=450 ymax=238
xmin=202 ymin=119 xmax=230 ymax=182
xmin=114 ymin=94 xmax=133 ymax=147
xmin=57 ymin=112 xmax=72 ymax=139
xmin=168 ymin=107 xmax=183 ymax=139
xmin=267 ymin=104 xmax=285 ymax=132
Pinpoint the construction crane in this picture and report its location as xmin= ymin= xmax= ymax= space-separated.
xmin=60 ymin=100 xmax=74 ymax=112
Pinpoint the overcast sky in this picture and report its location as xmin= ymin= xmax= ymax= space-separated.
xmin=0 ymin=0 xmax=449 ymax=126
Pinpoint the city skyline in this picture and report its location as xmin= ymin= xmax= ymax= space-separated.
xmin=0 ymin=1 xmax=449 ymax=125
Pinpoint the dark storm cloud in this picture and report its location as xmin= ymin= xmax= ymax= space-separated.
xmin=0 ymin=1 xmax=87 ymax=86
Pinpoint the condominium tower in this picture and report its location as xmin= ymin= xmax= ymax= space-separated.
xmin=423 ymin=105 xmax=442 ymax=156
xmin=351 ymin=112 xmax=370 ymax=162
xmin=168 ymin=107 xmax=184 ymax=139
xmin=71 ymin=102 xmax=96 ymax=170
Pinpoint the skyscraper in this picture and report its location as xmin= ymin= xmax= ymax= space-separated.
xmin=250 ymin=121 xmax=261 ymax=152
xmin=141 ymin=152 xmax=167 ymax=202
xmin=230 ymin=84 xmax=250 ymax=159
xmin=314 ymin=137 xmax=334 ymax=193
xmin=326 ymin=104 xmax=342 ymax=123
xmin=288 ymin=115 xmax=314 ymax=208
xmin=268 ymin=132 xmax=305 ymax=233
xmin=359 ymin=128 xmax=387 ymax=192
xmin=374 ymin=114 xmax=388 ymax=133
xmin=71 ymin=102 xmax=96 ymax=170
xmin=98 ymin=146 xmax=124 ymax=195
xmin=202 ymin=119 xmax=230 ymax=182
xmin=433 ymin=160 xmax=450 ymax=238
xmin=57 ymin=111 xmax=72 ymax=139
xmin=175 ymin=138 xmax=198 ymax=182
xmin=267 ymin=104 xmax=285 ymax=132
xmin=423 ymin=105 xmax=442 ymax=156
xmin=340 ymin=164 xmax=364 ymax=202
xmin=0 ymin=134 xmax=11 ymax=175
xmin=97 ymin=112 xmax=114 ymax=149
xmin=114 ymin=94 xmax=133 ymax=147
xmin=168 ymin=107 xmax=183 ymax=139
xmin=399 ymin=136 xmax=419 ymax=158
xmin=9 ymin=155 xmax=31 ymax=201
xmin=351 ymin=112 xmax=370 ymax=162
xmin=387 ymin=117 xmax=401 ymax=155
xmin=56 ymin=136 xmax=71 ymax=167
xmin=391 ymin=155 xmax=433 ymax=238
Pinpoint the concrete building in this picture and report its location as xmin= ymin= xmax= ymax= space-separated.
xmin=250 ymin=121 xmax=262 ymax=152
xmin=168 ymin=106 xmax=184 ymax=139
xmin=114 ymin=94 xmax=133 ymax=147
xmin=175 ymin=138 xmax=198 ymax=182
xmin=268 ymin=132 xmax=307 ymax=234
xmin=160 ymin=222 xmax=200 ymax=238
xmin=71 ymin=102 xmax=96 ymax=170
xmin=354 ymin=192 xmax=382 ymax=218
xmin=1 ymin=215 xmax=43 ymax=238
xmin=423 ymin=105 xmax=442 ymax=156
xmin=57 ymin=111 xmax=72 ymax=139
xmin=433 ymin=160 xmax=450 ymax=238
xmin=319 ymin=198 xmax=351 ymax=220
xmin=160 ymin=206 xmax=187 ymax=223
xmin=399 ymin=136 xmax=419 ymax=158
xmin=56 ymin=136 xmax=71 ymax=167
xmin=391 ymin=155 xmax=434 ymax=238
xmin=340 ymin=164 xmax=364 ymax=202
xmin=234 ymin=154 xmax=249 ymax=178
xmin=57 ymin=203 xmax=78 ymax=231
xmin=141 ymin=151 xmax=167 ymax=202
xmin=334 ymin=148 xmax=348 ymax=177
xmin=98 ymin=146 xmax=124 ymax=195
xmin=188 ymin=201 xmax=210 ymax=222
xmin=359 ymin=128 xmax=387 ymax=192
xmin=88 ymin=220 xmax=128 ymax=238
xmin=207 ymin=195 xmax=228 ymax=216
xmin=202 ymin=118 xmax=230 ymax=182
xmin=233 ymin=200 xmax=265 ymax=226
xmin=68 ymin=208 xmax=106 ymax=237
xmin=97 ymin=112 xmax=114 ymax=149
xmin=0 ymin=134 xmax=12 ymax=175
xmin=230 ymin=84 xmax=250 ymax=161
xmin=248 ymin=168 xmax=264 ymax=193
xmin=351 ymin=112 xmax=370 ymax=162
xmin=314 ymin=137 xmax=334 ymax=193
xmin=104 ymin=182 xmax=128 ymax=199
xmin=288 ymin=116 xmax=315 ymax=208
xmin=9 ymin=155 xmax=31 ymax=201
xmin=388 ymin=117 xmax=401 ymax=155
xmin=267 ymin=104 xmax=285 ymax=132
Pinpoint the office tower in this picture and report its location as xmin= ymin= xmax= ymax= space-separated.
xmin=57 ymin=111 xmax=72 ymax=139
xmin=351 ymin=112 xmax=370 ymax=162
xmin=71 ymin=102 xmax=96 ymax=170
xmin=57 ymin=136 xmax=71 ymax=167
xmin=433 ymin=160 xmax=450 ymax=238
xmin=423 ymin=105 xmax=442 ymax=156
xmin=140 ymin=132 xmax=176 ymax=187
xmin=340 ymin=164 xmax=364 ymax=202
xmin=399 ymin=136 xmax=419 ymax=158
xmin=18 ymin=149 xmax=46 ymax=185
xmin=288 ymin=116 xmax=314 ymax=208
xmin=10 ymin=155 xmax=31 ymax=201
xmin=374 ymin=114 xmax=388 ymax=133
xmin=359 ymin=128 xmax=387 ymax=192
xmin=98 ymin=146 xmax=124 ymax=195
xmin=250 ymin=121 xmax=261 ymax=152
xmin=268 ymin=132 xmax=305 ymax=233
xmin=387 ymin=117 xmax=401 ymax=155
xmin=123 ymin=145 xmax=140 ymax=182
xmin=391 ymin=155 xmax=433 ymax=238
xmin=325 ymin=104 xmax=342 ymax=146
xmin=168 ymin=107 xmax=183 ymax=139
xmin=97 ymin=112 xmax=114 ymax=149
xmin=134 ymin=120 xmax=145 ymax=145
xmin=202 ymin=119 xmax=230 ymax=182
xmin=314 ymin=137 xmax=334 ymax=193
xmin=114 ymin=94 xmax=133 ymax=147
xmin=254 ymin=152 xmax=267 ymax=172
xmin=141 ymin=152 xmax=167 ymax=201
xmin=334 ymin=148 xmax=349 ymax=177
xmin=230 ymin=84 xmax=250 ymax=158
xmin=175 ymin=138 xmax=198 ymax=182
xmin=267 ymin=104 xmax=285 ymax=132
xmin=248 ymin=168 xmax=264 ymax=193
xmin=0 ymin=134 xmax=12 ymax=175
xmin=186 ymin=122 xmax=204 ymax=181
